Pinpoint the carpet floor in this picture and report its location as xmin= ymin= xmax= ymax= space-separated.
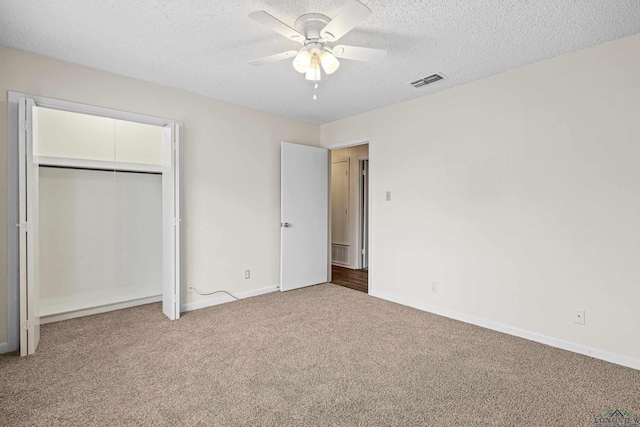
xmin=1 ymin=284 xmax=638 ymax=426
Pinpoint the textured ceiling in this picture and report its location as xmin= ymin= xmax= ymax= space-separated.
xmin=1 ymin=1 xmax=640 ymax=124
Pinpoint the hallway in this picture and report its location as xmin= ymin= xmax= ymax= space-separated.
xmin=331 ymin=265 xmax=368 ymax=293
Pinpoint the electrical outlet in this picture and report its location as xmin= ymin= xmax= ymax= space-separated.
xmin=431 ymin=281 xmax=438 ymax=292
xmin=187 ymin=282 xmax=194 ymax=294
xmin=574 ymin=309 xmax=585 ymax=325
xmin=245 ymin=269 xmax=251 ymax=279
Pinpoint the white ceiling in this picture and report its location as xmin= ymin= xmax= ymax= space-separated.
xmin=1 ymin=1 xmax=639 ymax=124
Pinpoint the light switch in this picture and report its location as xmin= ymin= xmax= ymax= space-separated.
xmin=385 ymin=191 xmax=391 ymax=201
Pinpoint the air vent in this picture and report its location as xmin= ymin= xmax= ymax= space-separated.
xmin=332 ymin=244 xmax=349 ymax=265
xmin=410 ymin=73 xmax=445 ymax=88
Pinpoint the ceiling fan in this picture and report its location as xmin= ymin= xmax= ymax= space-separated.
xmin=248 ymin=0 xmax=386 ymax=82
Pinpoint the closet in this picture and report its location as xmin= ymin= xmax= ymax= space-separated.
xmin=14 ymin=94 xmax=182 ymax=356
xmin=38 ymin=107 xmax=165 ymax=321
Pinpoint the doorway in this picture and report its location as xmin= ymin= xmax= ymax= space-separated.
xmin=329 ymin=143 xmax=369 ymax=293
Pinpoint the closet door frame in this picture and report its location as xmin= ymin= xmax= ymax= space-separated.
xmin=7 ymin=92 xmax=184 ymax=355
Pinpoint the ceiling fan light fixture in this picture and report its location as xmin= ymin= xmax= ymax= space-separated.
xmin=305 ymin=52 xmax=322 ymax=81
xmin=320 ymin=51 xmax=340 ymax=74
xmin=305 ymin=63 xmax=322 ymax=81
xmin=293 ymin=50 xmax=312 ymax=73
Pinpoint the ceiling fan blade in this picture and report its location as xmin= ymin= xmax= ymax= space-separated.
xmin=249 ymin=51 xmax=298 ymax=66
xmin=320 ymin=0 xmax=371 ymax=42
xmin=248 ymin=11 xmax=304 ymax=42
xmin=332 ymin=45 xmax=386 ymax=63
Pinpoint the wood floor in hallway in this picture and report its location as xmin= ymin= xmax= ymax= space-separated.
xmin=331 ymin=265 xmax=368 ymax=293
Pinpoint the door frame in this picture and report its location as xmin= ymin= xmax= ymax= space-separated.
xmin=358 ymin=158 xmax=369 ymax=269
xmin=6 ymin=92 xmax=184 ymax=354
xmin=326 ymin=137 xmax=372 ymax=293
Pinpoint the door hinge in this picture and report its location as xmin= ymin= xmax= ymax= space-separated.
xmin=362 ymin=170 xmax=366 ymax=176
xmin=17 ymin=222 xmax=31 ymax=232
xmin=362 ymin=248 xmax=365 ymax=254
xmin=19 ymin=120 xmax=29 ymax=132
xmin=173 ymin=218 xmax=179 ymax=226
xmin=23 ymin=320 xmax=32 ymax=331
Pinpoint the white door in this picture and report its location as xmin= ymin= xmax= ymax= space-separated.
xmin=19 ymin=98 xmax=40 ymax=355
xmin=280 ymin=142 xmax=329 ymax=291
xmin=162 ymin=124 xmax=181 ymax=319
xmin=331 ymin=160 xmax=349 ymax=246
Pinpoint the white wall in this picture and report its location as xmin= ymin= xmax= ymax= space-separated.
xmin=0 ymin=45 xmax=320 ymax=346
xmin=39 ymin=167 xmax=162 ymax=316
xmin=331 ymin=145 xmax=369 ymax=269
xmin=321 ymin=34 xmax=640 ymax=363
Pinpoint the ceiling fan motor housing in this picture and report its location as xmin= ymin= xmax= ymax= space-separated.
xmin=295 ymin=14 xmax=331 ymax=41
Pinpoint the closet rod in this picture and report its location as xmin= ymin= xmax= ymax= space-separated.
xmin=39 ymin=164 xmax=162 ymax=176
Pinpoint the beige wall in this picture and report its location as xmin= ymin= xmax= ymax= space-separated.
xmin=321 ymin=34 xmax=640 ymax=361
xmin=0 ymin=46 xmax=320 ymax=345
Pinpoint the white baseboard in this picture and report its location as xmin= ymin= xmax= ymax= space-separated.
xmin=40 ymin=286 xmax=162 ymax=318
xmin=181 ymin=285 xmax=279 ymax=312
xmin=0 ymin=342 xmax=9 ymax=354
xmin=369 ymin=289 xmax=640 ymax=371
xmin=41 ymin=295 xmax=162 ymax=324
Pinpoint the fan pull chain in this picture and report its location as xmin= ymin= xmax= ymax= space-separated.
xmin=313 ymin=82 xmax=318 ymax=100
